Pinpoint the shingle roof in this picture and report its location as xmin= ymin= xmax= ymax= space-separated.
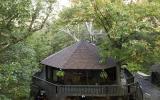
xmin=41 ymin=41 xmax=117 ymax=69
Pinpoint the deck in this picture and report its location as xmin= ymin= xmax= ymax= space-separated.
xmin=32 ymin=76 xmax=138 ymax=97
xmin=31 ymin=76 xmax=143 ymax=100
xmin=31 ymin=70 xmax=143 ymax=100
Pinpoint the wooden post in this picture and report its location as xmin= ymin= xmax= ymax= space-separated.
xmin=116 ymin=65 xmax=121 ymax=85
xmin=116 ymin=65 xmax=122 ymax=100
xmin=86 ymin=71 xmax=89 ymax=85
xmin=46 ymin=66 xmax=48 ymax=80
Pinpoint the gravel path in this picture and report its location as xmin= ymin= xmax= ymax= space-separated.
xmin=135 ymin=73 xmax=160 ymax=100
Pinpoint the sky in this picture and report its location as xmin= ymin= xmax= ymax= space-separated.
xmin=31 ymin=0 xmax=71 ymax=14
xmin=56 ymin=0 xmax=71 ymax=10
xmin=58 ymin=0 xmax=70 ymax=7
xmin=52 ymin=0 xmax=71 ymax=19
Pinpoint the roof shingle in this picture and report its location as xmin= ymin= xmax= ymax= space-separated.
xmin=41 ymin=41 xmax=116 ymax=69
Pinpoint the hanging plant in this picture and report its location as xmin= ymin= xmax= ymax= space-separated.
xmin=100 ymin=70 xmax=108 ymax=79
xmin=56 ymin=70 xmax=64 ymax=77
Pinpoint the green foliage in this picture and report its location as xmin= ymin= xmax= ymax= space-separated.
xmin=51 ymin=32 xmax=74 ymax=52
xmin=56 ymin=70 xmax=65 ymax=77
xmin=0 ymin=0 xmax=160 ymax=99
xmin=0 ymin=0 xmax=56 ymax=53
xmin=0 ymin=43 xmax=39 ymax=99
xmin=0 ymin=0 xmax=57 ymax=99
xmin=59 ymin=0 xmax=160 ymax=72
xmin=27 ymin=31 xmax=53 ymax=61
xmin=0 ymin=28 xmax=74 ymax=99
xmin=0 ymin=0 xmax=31 ymax=45
xmin=100 ymin=1 xmax=160 ymax=71
xmin=59 ymin=0 xmax=94 ymax=24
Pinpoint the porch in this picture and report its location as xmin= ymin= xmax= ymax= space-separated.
xmin=31 ymin=71 xmax=143 ymax=100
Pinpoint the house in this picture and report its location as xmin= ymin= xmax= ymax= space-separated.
xmin=30 ymin=40 xmax=143 ymax=100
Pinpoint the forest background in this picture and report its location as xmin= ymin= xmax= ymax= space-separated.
xmin=0 ymin=0 xmax=160 ymax=99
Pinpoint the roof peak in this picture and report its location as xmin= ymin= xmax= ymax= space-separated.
xmin=41 ymin=41 xmax=116 ymax=69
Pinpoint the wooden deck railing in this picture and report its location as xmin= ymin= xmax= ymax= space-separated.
xmin=31 ymin=76 xmax=139 ymax=97
xmin=57 ymin=84 xmax=137 ymax=96
xmin=31 ymin=68 xmax=143 ymax=100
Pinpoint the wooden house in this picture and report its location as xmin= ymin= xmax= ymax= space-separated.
xmin=30 ymin=41 xmax=143 ymax=100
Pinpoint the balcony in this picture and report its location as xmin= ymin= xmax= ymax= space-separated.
xmin=31 ymin=77 xmax=143 ymax=100
xmin=30 ymin=68 xmax=143 ymax=100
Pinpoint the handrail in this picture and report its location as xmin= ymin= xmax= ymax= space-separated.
xmin=32 ymin=76 xmax=59 ymax=86
xmin=32 ymin=76 xmax=144 ymax=100
xmin=32 ymin=75 xmax=135 ymax=87
xmin=32 ymin=76 xmax=138 ymax=97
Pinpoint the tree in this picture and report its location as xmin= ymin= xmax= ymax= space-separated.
xmin=0 ymin=0 xmax=58 ymax=99
xmin=95 ymin=0 xmax=160 ymax=71
xmin=56 ymin=0 xmax=160 ymax=72
xmin=0 ymin=0 xmax=56 ymax=53
xmin=0 ymin=43 xmax=38 ymax=99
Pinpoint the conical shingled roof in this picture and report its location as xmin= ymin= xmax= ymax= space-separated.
xmin=41 ymin=41 xmax=116 ymax=69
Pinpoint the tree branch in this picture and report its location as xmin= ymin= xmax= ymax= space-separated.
xmin=59 ymin=27 xmax=80 ymax=42
xmin=0 ymin=42 xmax=10 ymax=52
xmin=31 ymin=3 xmax=52 ymax=32
xmin=91 ymin=1 xmax=113 ymax=41
xmin=6 ymin=14 xmax=18 ymax=28
xmin=0 ymin=2 xmax=54 ymax=53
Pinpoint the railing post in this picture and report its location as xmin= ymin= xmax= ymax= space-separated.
xmin=56 ymin=85 xmax=57 ymax=94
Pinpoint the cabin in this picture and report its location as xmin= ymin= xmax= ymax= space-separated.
xmin=30 ymin=41 xmax=143 ymax=100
